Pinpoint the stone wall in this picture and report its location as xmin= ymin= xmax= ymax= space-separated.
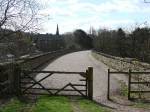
xmin=92 ymin=51 xmax=150 ymax=72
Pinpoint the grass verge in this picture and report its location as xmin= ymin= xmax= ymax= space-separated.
xmin=0 ymin=96 xmax=111 ymax=112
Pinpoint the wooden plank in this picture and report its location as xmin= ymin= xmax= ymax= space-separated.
xmin=109 ymin=71 xmax=128 ymax=74
xmin=79 ymin=79 xmax=86 ymax=81
xmin=85 ymin=70 xmax=88 ymax=97
xmin=130 ymin=72 xmax=150 ymax=74
xmin=54 ymin=83 xmax=70 ymax=95
xmin=71 ymin=84 xmax=86 ymax=86
xmin=130 ymin=82 xmax=150 ymax=84
xmin=128 ymin=69 xmax=131 ymax=100
xmin=22 ymin=74 xmax=53 ymax=95
xmin=23 ymin=92 xmax=50 ymax=95
xmin=21 ymin=87 xmax=86 ymax=92
xmin=22 ymin=70 xmax=85 ymax=75
xmin=13 ymin=65 xmax=21 ymax=97
xmin=70 ymin=83 xmax=86 ymax=97
xmin=107 ymin=69 xmax=110 ymax=100
xmin=22 ymin=73 xmax=53 ymax=93
xmin=23 ymin=92 xmax=84 ymax=97
xmin=88 ymin=67 xmax=93 ymax=100
xmin=130 ymin=91 xmax=150 ymax=93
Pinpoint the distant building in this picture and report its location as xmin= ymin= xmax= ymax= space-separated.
xmin=33 ymin=24 xmax=64 ymax=52
xmin=56 ymin=24 xmax=59 ymax=36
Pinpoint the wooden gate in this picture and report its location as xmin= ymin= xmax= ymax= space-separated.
xmin=17 ymin=67 xmax=93 ymax=100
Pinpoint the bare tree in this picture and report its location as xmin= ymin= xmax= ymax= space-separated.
xmin=144 ymin=0 xmax=150 ymax=3
xmin=0 ymin=0 xmax=42 ymax=40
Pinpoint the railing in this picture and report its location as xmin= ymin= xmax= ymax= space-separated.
xmin=128 ymin=71 xmax=150 ymax=100
xmin=107 ymin=69 xmax=150 ymax=100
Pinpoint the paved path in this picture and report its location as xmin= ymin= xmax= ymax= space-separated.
xmin=36 ymin=50 xmax=119 ymax=102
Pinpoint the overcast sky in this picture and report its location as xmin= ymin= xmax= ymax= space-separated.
xmin=39 ymin=0 xmax=150 ymax=34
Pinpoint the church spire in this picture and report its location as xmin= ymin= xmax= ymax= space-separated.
xmin=56 ymin=24 xmax=59 ymax=36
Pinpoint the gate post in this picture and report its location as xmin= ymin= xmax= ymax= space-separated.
xmin=13 ymin=64 xmax=21 ymax=97
xmin=87 ymin=67 xmax=93 ymax=100
xmin=8 ymin=63 xmax=15 ymax=96
xmin=128 ymin=69 xmax=131 ymax=100
xmin=107 ymin=69 xmax=110 ymax=100
xmin=86 ymin=70 xmax=88 ymax=97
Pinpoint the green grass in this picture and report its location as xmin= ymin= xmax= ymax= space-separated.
xmin=79 ymin=99 xmax=110 ymax=112
xmin=0 ymin=96 xmax=110 ymax=112
xmin=32 ymin=96 xmax=72 ymax=112
xmin=0 ymin=98 xmax=27 ymax=112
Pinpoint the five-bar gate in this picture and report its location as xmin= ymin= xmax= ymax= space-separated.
xmin=16 ymin=67 xmax=93 ymax=100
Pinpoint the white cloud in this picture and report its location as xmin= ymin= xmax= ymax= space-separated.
xmin=38 ymin=0 xmax=150 ymax=33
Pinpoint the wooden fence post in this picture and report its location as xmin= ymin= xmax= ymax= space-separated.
xmin=128 ymin=69 xmax=131 ymax=100
xmin=13 ymin=64 xmax=21 ymax=97
xmin=107 ymin=69 xmax=110 ymax=100
xmin=86 ymin=70 xmax=88 ymax=97
xmin=8 ymin=63 xmax=15 ymax=96
xmin=87 ymin=67 xmax=93 ymax=100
